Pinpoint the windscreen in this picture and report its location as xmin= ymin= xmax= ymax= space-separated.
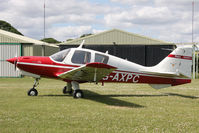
xmin=50 ymin=49 xmax=71 ymax=62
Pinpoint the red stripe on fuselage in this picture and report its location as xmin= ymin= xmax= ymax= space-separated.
xmin=167 ymin=54 xmax=192 ymax=60
xmin=101 ymin=72 xmax=191 ymax=86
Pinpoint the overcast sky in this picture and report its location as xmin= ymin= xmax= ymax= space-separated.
xmin=0 ymin=0 xmax=198 ymax=43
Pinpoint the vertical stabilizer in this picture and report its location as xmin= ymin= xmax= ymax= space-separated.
xmin=153 ymin=46 xmax=193 ymax=78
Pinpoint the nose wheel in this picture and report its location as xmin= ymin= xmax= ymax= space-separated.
xmin=28 ymin=78 xmax=40 ymax=96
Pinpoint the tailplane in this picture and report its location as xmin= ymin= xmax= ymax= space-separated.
xmin=154 ymin=46 xmax=193 ymax=78
xmin=144 ymin=46 xmax=193 ymax=89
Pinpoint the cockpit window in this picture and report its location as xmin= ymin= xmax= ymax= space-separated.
xmin=71 ymin=50 xmax=91 ymax=64
xmin=95 ymin=53 xmax=109 ymax=64
xmin=50 ymin=49 xmax=71 ymax=62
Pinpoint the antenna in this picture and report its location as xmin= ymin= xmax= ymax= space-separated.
xmin=192 ymin=1 xmax=195 ymax=79
xmin=192 ymin=1 xmax=194 ymax=44
xmin=78 ymin=40 xmax=85 ymax=48
xmin=42 ymin=0 xmax=46 ymax=56
xmin=44 ymin=0 xmax=46 ymax=40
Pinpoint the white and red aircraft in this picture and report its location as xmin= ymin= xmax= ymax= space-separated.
xmin=7 ymin=41 xmax=193 ymax=98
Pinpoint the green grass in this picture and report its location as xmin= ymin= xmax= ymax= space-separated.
xmin=0 ymin=77 xmax=199 ymax=133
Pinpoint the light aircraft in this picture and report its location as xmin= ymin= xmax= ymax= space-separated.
xmin=7 ymin=41 xmax=193 ymax=98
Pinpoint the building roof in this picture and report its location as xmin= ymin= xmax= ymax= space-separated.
xmin=0 ymin=29 xmax=58 ymax=47
xmin=60 ymin=29 xmax=174 ymax=45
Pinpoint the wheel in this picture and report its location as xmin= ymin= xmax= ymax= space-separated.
xmin=63 ymin=86 xmax=73 ymax=94
xmin=63 ymin=86 xmax=67 ymax=94
xmin=73 ymin=90 xmax=84 ymax=98
xmin=27 ymin=88 xmax=38 ymax=96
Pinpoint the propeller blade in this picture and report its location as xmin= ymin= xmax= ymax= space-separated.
xmin=14 ymin=52 xmax=18 ymax=71
xmin=14 ymin=60 xmax=17 ymax=71
xmin=14 ymin=57 xmax=18 ymax=71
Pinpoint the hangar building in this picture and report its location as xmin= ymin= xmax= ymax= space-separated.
xmin=0 ymin=29 xmax=59 ymax=77
xmin=60 ymin=29 xmax=175 ymax=66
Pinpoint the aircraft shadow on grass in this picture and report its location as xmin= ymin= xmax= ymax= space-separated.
xmin=164 ymin=93 xmax=199 ymax=99
xmin=40 ymin=90 xmax=198 ymax=108
xmin=104 ymin=93 xmax=199 ymax=99
xmin=40 ymin=90 xmax=145 ymax=108
xmin=83 ymin=90 xmax=144 ymax=108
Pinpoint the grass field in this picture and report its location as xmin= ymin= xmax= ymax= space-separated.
xmin=0 ymin=77 xmax=199 ymax=133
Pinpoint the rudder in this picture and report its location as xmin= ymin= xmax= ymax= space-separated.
xmin=153 ymin=46 xmax=193 ymax=78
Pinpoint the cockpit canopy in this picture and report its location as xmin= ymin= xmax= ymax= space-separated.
xmin=50 ymin=48 xmax=109 ymax=65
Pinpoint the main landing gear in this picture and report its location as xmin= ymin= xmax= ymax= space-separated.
xmin=27 ymin=78 xmax=40 ymax=96
xmin=27 ymin=79 xmax=83 ymax=98
xmin=63 ymin=81 xmax=84 ymax=98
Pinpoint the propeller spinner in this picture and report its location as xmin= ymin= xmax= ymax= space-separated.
xmin=7 ymin=57 xmax=18 ymax=71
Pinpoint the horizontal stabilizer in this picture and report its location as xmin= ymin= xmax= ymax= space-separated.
xmin=57 ymin=62 xmax=117 ymax=82
xmin=149 ymin=84 xmax=171 ymax=89
xmin=142 ymin=70 xmax=188 ymax=78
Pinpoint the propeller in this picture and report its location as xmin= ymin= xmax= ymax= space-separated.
xmin=14 ymin=59 xmax=18 ymax=71
xmin=14 ymin=53 xmax=19 ymax=71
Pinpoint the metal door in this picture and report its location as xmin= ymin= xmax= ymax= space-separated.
xmin=0 ymin=43 xmax=21 ymax=77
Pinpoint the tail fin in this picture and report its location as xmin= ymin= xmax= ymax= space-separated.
xmin=153 ymin=46 xmax=193 ymax=78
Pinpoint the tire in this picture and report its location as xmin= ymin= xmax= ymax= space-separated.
xmin=63 ymin=86 xmax=67 ymax=94
xmin=63 ymin=86 xmax=73 ymax=94
xmin=73 ymin=90 xmax=84 ymax=98
xmin=27 ymin=88 xmax=38 ymax=96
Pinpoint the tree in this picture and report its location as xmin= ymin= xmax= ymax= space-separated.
xmin=80 ymin=33 xmax=92 ymax=38
xmin=0 ymin=20 xmax=23 ymax=35
xmin=40 ymin=38 xmax=61 ymax=44
xmin=66 ymin=39 xmax=73 ymax=41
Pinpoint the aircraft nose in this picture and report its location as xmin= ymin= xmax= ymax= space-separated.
xmin=6 ymin=57 xmax=17 ymax=64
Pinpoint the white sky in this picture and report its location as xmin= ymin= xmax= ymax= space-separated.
xmin=0 ymin=0 xmax=198 ymax=43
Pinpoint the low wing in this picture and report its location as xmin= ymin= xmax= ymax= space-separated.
xmin=57 ymin=62 xmax=117 ymax=82
xmin=142 ymin=71 xmax=188 ymax=78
